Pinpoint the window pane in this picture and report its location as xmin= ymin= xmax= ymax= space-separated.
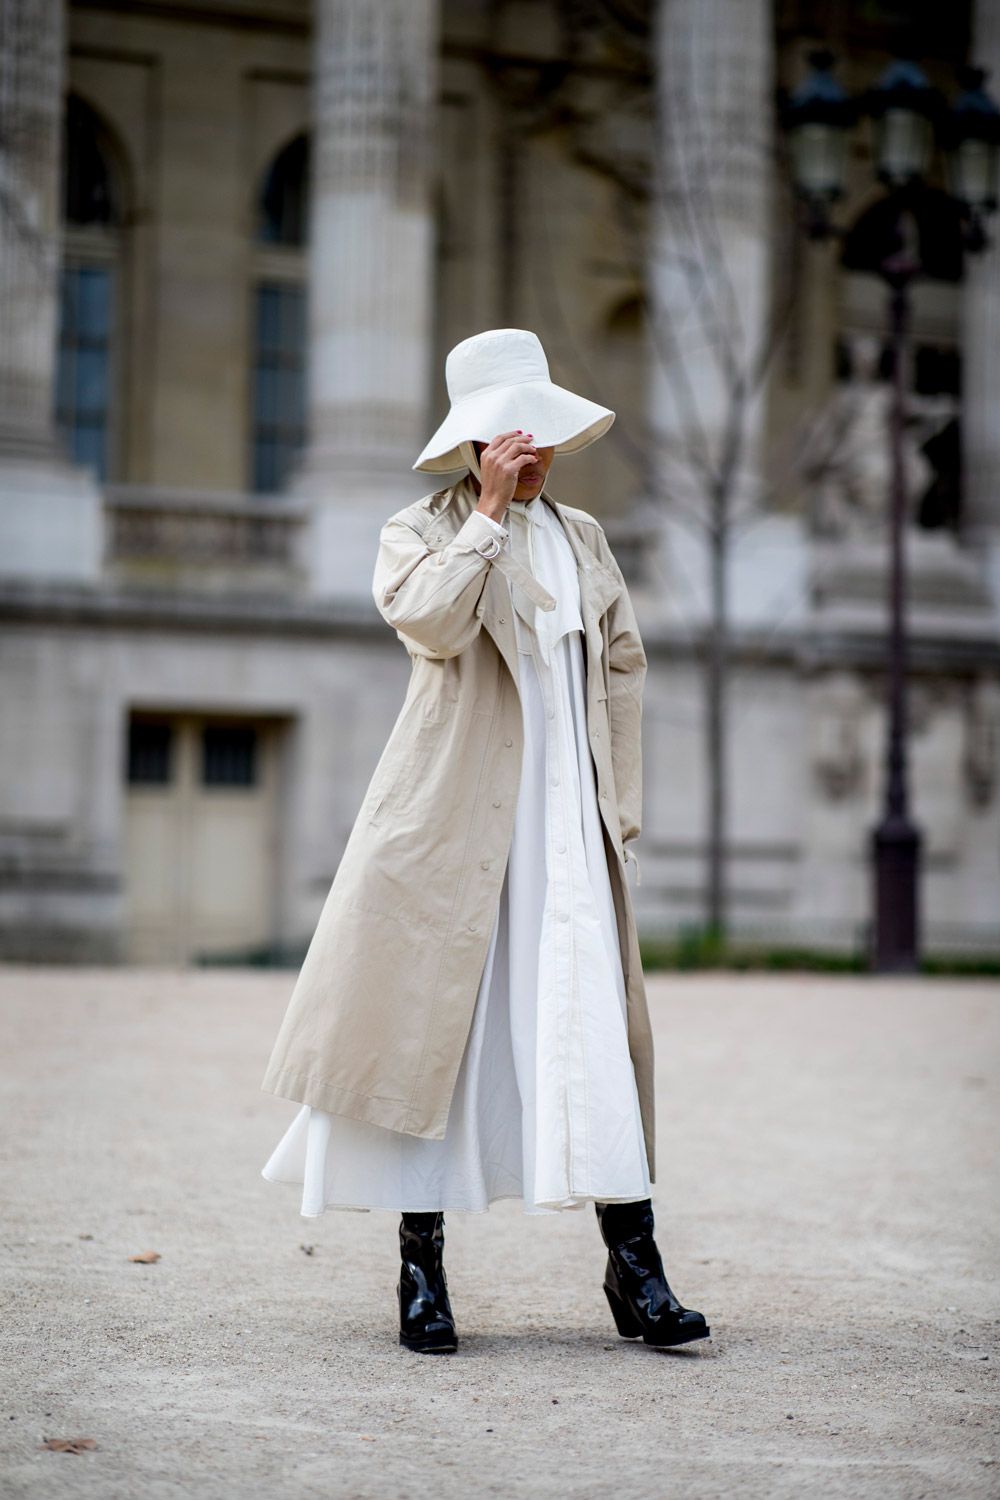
xmin=202 ymin=725 xmax=258 ymax=787
xmin=257 ymin=286 xmax=280 ymax=353
xmin=251 ymin=282 xmax=306 ymax=493
xmin=55 ymin=263 xmax=113 ymax=482
xmin=254 ymin=440 xmax=278 ymax=494
xmin=73 ymin=424 xmax=105 ymax=473
xmin=127 ymin=722 xmax=174 ymax=785
xmin=279 ymin=366 xmax=299 ymax=426
xmin=286 ymin=288 xmax=305 ymax=346
xmin=76 ymin=348 xmax=108 ymax=413
xmin=77 ymin=267 xmax=110 ymax=337
xmin=255 ymin=365 xmax=278 ymax=423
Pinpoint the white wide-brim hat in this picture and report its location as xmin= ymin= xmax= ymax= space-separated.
xmin=413 ymin=327 xmax=615 ymax=474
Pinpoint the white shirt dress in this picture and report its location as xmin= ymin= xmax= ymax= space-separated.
xmin=261 ymin=494 xmax=651 ymax=1216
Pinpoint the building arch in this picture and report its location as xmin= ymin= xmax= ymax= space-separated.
xmin=256 ymin=131 xmax=311 ymax=248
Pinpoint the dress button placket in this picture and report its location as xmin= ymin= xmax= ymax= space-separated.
xmin=549 ymin=653 xmax=570 ymax=1172
xmin=536 ymin=577 xmax=579 ymax=1184
xmin=510 ymin=498 xmax=604 ymax=1201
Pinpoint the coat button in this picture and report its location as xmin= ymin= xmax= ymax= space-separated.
xmin=600 ymin=790 xmax=607 ymax=799
xmin=492 ymin=799 xmax=501 ymax=808
xmin=504 ymin=737 xmax=513 ymax=747
xmin=480 ymin=859 xmax=491 ymax=870
xmin=498 ymin=615 xmax=505 ymax=623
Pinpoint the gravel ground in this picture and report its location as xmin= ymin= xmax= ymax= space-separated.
xmin=1 ymin=966 xmax=998 ymax=1500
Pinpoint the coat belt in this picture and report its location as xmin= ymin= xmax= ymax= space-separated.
xmin=489 ymin=550 xmax=557 ymax=612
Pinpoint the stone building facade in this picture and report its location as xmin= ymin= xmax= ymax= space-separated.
xmin=0 ymin=0 xmax=997 ymax=963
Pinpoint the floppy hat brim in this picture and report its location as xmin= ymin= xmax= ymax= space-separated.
xmin=412 ymin=378 xmax=615 ymax=473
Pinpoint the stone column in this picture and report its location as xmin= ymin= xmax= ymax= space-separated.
xmin=645 ymin=0 xmax=774 ymax=611
xmin=0 ymin=0 xmax=102 ymax=581
xmin=962 ymin=0 xmax=1000 ymax=547
xmin=296 ymin=0 xmax=441 ymax=599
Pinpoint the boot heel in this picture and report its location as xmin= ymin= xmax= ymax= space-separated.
xmin=604 ymin=1280 xmax=643 ymax=1339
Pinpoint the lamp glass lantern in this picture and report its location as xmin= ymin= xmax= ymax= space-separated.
xmin=946 ymin=66 xmax=1000 ymax=215
xmin=791 ymin=119 xmax=851 ymax=201
xmin=867 ymin=59 xmax=941 ymax=187
xmin=784 ymin=50 xmax=855 ymax=230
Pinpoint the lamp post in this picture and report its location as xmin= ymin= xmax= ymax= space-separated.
xmin=782 ymin=51 xmax=1000 ymax=973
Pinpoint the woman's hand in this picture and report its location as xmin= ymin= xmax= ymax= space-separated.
xmin=475 ymin=431 xmax=539 ymax=519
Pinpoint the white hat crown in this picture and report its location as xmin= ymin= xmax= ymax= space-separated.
xmin=446 ymin=329 xmax=550 ymax=403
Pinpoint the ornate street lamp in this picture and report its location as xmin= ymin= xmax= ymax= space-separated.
xmin=945 ymin=66 xmax=1000 ymax=250
xmin=782 ymin=53 xmax=1000 ymax=972
xmin=866 ymin=58 xmax=942 ymax=188
xmin=783 ymin=50 xmax=856 ymax=237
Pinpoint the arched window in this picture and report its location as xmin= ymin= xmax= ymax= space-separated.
xmin=62 ymin=93 xmax=123 ymax=226
xmin=250 ymin=133 xmax=310 ymax=493
xmin=55 ymin=95 xmax=128 ymax=482
xmin=257 ymin=133 xmax=310 ymax=248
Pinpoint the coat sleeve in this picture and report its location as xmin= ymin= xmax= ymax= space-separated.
xmin=597 ymin=531 xmax=648 ymax=850
xmin=371 ymin=509 xmax=509 ymax=660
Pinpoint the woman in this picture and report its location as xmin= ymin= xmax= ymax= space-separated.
xmin=261 ymin=328 xmax=710 ymax=1355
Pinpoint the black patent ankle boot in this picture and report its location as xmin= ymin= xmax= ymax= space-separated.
xmin=397 ymin=1211 xmax=458 ymax=1354
xmin=595 ymin=1199 xmax=710 ymax=1348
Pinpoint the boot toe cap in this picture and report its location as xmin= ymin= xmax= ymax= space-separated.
xmin=647 ymin=1308 xmax=710 ymax=1346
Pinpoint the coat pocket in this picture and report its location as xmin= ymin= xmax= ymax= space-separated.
xmin=367 ymin=715 xmax=447 ymax=827
xmin=422 ymin=656 xmax=460 ymax=714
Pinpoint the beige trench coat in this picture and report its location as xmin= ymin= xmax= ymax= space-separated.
xmin=260 ymin=472 xmax=656 ymax=1180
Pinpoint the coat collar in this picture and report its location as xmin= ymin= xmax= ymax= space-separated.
xmin=507 ymin=494 xmax=543 ymax=527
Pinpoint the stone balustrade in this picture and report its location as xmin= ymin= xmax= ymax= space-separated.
xmin=104 ymin=486 xmax=308 ymax=588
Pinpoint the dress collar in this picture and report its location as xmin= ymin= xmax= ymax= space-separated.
xmin=507 ymin=494 xmax=545 ymax=526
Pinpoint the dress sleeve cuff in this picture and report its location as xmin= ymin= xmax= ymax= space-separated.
xmin=478 ymin=513 xmax=508 ymax=537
